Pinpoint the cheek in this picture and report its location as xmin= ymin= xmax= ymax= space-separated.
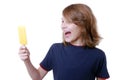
xmin=73 ymin=31 xmax=81 ymax=38
xmin=61 ymin=24 xmax=63 ymax=30
xmin=73 ymin=27 xmax=81 ymax=35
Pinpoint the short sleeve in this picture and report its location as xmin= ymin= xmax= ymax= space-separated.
xmin=40 ymin=44 xmax=55 ymax=71
xmin=95 ymin=51 xmax=110 ymax=78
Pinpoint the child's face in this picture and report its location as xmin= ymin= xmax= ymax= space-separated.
xmin=61 ymin=17 xmax=82 ymax=45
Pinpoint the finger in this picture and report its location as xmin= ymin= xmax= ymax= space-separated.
xmin=19 ymin=52 xmax=29 ymax=58
xmin=19 ymin=50 xmax=29 ymax=55
xmin=19 ymin=54 xmax=28 ymax=58
xmin=19 ymin=45 xmax=27 ymax=50
xmin=20 ymin=55 xmax=29 ymax=61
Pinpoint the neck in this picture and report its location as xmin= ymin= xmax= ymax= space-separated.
xmin=70 ymin=41 xmax=84 ymax=46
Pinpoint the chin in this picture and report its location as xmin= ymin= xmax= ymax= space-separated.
xmin=64 ymin=39 xmax=72 ymax=43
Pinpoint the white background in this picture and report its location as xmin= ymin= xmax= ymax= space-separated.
xmin=0 ymin=0 xmax=119 ymax=80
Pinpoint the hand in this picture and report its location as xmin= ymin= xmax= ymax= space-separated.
xmin=18 ymin=45 xmax=30 ymax=62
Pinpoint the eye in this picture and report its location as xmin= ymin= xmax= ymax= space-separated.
xmin=62 ymin=20 xmax=64 ymax=23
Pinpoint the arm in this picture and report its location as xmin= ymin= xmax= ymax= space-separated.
xmin=97 ymin=78 xmax=106 ymax=80
xmin=19 ymin=46 xmax=47 ymax=80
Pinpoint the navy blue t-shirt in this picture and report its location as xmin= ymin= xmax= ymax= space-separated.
xmin=40 ymin=43 xmax=110 ymax=80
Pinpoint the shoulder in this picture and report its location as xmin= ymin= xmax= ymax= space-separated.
xmin=93 ymin=47 xmax=106 ymax=60
xmin=48 ymin=43 xmax=64 ymax=51
xmin=51 ymin=42 xmax=64 ymax=48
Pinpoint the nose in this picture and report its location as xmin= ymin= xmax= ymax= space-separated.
xmin=61 ymin=22 xmax=67 ymax=30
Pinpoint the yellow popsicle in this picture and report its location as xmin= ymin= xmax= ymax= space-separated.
xmin=18 ymin=26 xmax=27 ymax=45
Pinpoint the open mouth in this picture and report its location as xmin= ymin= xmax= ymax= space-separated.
xmin=65 ymin=31 xmax=71 ymax=36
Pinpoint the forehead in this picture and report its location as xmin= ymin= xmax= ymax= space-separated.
xmin=61 ymin=16 xmax=66 ymax=20
xmin=61 ymin=16 xmax=72 ymax=23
